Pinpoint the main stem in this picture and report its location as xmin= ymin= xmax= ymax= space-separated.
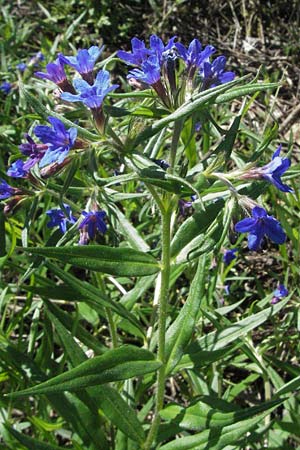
xmin=145 ymin=206 xmax=171 ymax=450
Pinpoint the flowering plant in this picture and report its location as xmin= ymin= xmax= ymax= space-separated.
xmin=1 ymin=34 xmax=296 ymax=449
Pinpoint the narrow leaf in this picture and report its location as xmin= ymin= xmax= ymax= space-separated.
xmin=159 ymin=407 xmax=278 ymax=450
xmin=160 ymin=397 xmax=282 ymax=431
xmin=23 ymin=245 xmax=160 ymax=276
xmin=166 ymin=256 xmax=208 ymax=373
xmin=45 ymin=261 xmax=144 ymax=332
xmin=49 ymin=311 xmax=145 ymax=444
xmin=9 ymin=345 xmax=160 ymax=397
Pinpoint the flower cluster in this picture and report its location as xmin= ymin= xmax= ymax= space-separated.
xmin=7 ymin=117 xmax=77 ymax=178
xmin=35 ymin=45 xmax=118 ymax=133
xmin=118 ymin=35 xmax=234 ymax=107
xmin=46 ymin=206 xmax=107 ymax=245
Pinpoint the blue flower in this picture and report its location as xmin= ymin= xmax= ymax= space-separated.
xmin=117 ymin=37 xmax=151 ymax=66
xmin=260 ymin=145 xmax=292 ymax=193
xmin=7 ymin=134 xmax=49 ymax=178
xmin=176 ymin=39 xmax=215 ymax=69
xmin=61 ymin=69 xmax=118 ymax=109
xmin=19 ymin=133 xmax=48 ymax=157
xmin=235 ymin=206 xmax=286 ymax=251
xmin=223 ymin=248 xmax=237 ymax=265
xmin=7 ymin=160 xmax=30 ymax=178
xmin=78 ymin=210 xmax=107 ymax=244
xmin=59 ymin=46 xmax=103 ymax=76
xmin=35 ymin=58 xmax=67 ymax=85
xmin=0 ymin=82 xmax=12 ymax=94
xmin=149 ymin=35 xmax=177 ymax=65
xmin=0 ymin=179 xmax=16 ymax=199
xmin=271 ymin=284 xmax=288 ymax=304
xmin=34 ymin=117 xmax=77 ymax=167
xmin=46 ymin=204 xmax=76 ymax=233
xmin=201 ymin=56 xmax=235 ymax=89
xmin=16 ymin=62 xmax=27 ymax=72
xmin=128 ymin=55 xmax=161 ymax=85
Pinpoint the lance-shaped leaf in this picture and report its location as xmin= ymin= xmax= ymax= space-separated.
xmin=178 ymin=297 xmax=290 ymax=371
xmin=49 ymin=311 xmax=145 ymax=444
xmin=165 ymin=256 xmax=208 ymax=373
xmin=8 ymin=345 xmax=161 ymax=398
xmin=133 ymin=76 xmax=249 ymax=144
xmin=159 ymin=405 xmax=278 ymax=450
xmin=45 ymin=261 xmax=144 ymax=333
xmin=23 ymin=245 xmax=159 ymax=276
xmin=170 ymin=199 xmax=225 ymax=258
xmin=160 ymin=396 xmax=283 ymax=431
xmin=5 ymin=426 xmax=71 ymax=450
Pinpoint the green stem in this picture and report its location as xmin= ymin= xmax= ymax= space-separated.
xmin=169 ymin=120 xmax=183 ymax=172
xmin=106 ymin=307 xmax=118 ymax=348
xmin=145 ymin=206 xmax=171 ymax=450
xmin=95 ymin=273 xmax=118 ymax=349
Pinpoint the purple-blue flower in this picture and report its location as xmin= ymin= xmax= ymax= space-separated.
xmin=0 ymin=179 xmax=16 ymax=199
xmin=7 ymin=134 xmax=49 ymax=178
xmin=241 ymin=145 xmax=292 ymax=193
xmin=16 ymin=62 xmax=27 ymax=72
xmin=176 ymin=39 xmax=215 ymax=70
xmin=223 ymin=248 xmax=237 ymax=265
xmin=46 ymin=204 xmax=76 ymax=233
xmin=59 ymin=46 xmax=103 ymax=77
xmin=7 ymin=160 xmax=30 ymax=178
xmin=61 ymin=69 xmax=118 ymax=109
xmin=128 ymin=55 xmax=161 ymax=85
xmin=0 ymin=82 xmax=12 ymax=94
xmin=271 ymin=284 xmax=288 ymax=304
xmin=149 ymin=35 xmax=177 ymax=65
xmin=117 ymin=37 xmax=151 ymax=66
xmin=35 ymin=58 xmax=67 ymax=85
xmin=34 ymin=117 xmax=77 ymax=167
xmin=19 ymin=133 xmax=48 ymax=157
xmin=260 ymin=146 xmax=292 ymax=193
xmin=235 ymin=206 xmax=286 ymax=251
xmin=78 ymin=210 xmax=107 ymax=244
xmin=201 ymin=56 xmax=235 ymax=89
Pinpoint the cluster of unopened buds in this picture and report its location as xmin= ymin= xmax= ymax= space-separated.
xmin=0 ymin=35 xmax=293 ymax=250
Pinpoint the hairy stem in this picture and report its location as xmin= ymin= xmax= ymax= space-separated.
xmin=145 ymin=206 xmax=171 ymax=450
xmin=169 ymin=120 xmax=183 ymax=172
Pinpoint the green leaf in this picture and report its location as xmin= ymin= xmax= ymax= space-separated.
xmin=9 ymin=345 xmax=161 ymax=398
xmin=159 ymin=407 xmax=278 ymax=450
xmin=0 ymin=344 xmax=108 ymax=447
xmin=45 ymin=261 xmax=144 ymax=332
xmin=178 ymin=297 xmax=290 ymax=370
xmin=108 ymin=204 xmax=150 ymax=252
xmin=170 ymin=199 xmax=225 ymax=258
xmin=134 ymin=76 xmax=249 ymax=144
xmin=214 ymin=82 xmax=278 ymax=104
xmin=49 ymin=311 xmax=145 ymax=444
xmin=42 ymin=297 xmax=107 ymax=355
xmin=274 ymin=374 xmax=300 ymax=397
xmin=23 ymin=245 xmax=160 ymax=276
xmin=165 ymin=256 xmax=208 ymax=373
xmin=5 ymin=426 xmax=70 ymax=450
xmin=160 ymin=397 xmax=282 ymax=431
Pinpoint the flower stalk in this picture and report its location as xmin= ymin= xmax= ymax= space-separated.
xmin=145 ymin=202 xmax=172 ymax=450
